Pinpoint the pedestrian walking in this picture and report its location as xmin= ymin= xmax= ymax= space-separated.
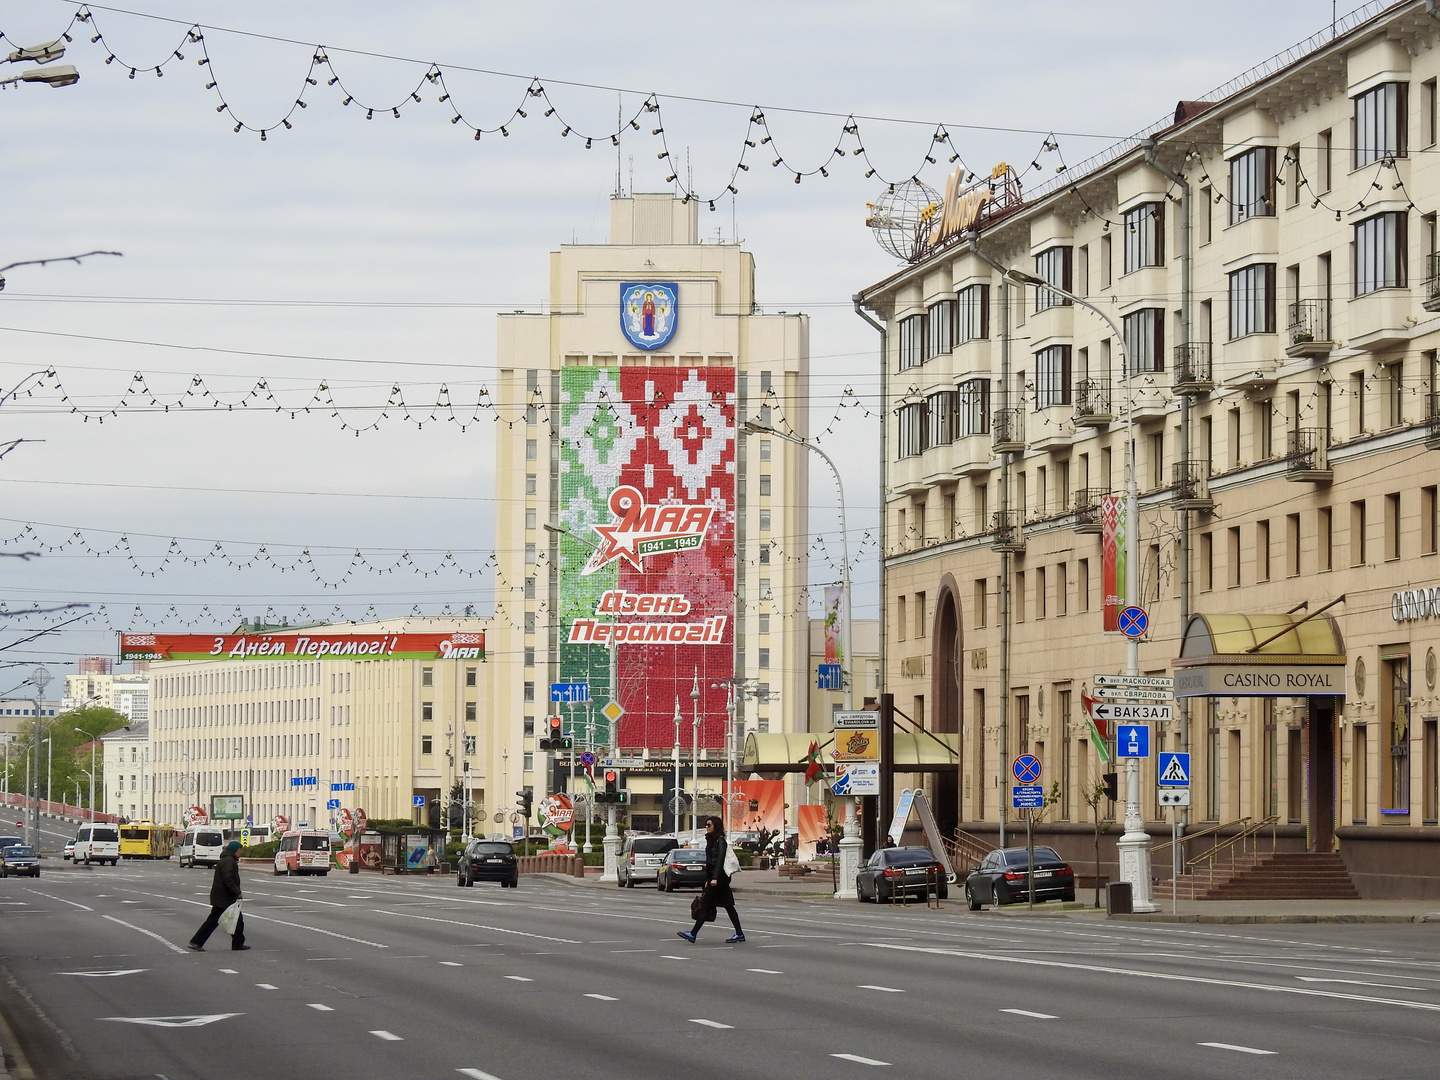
xmin=677 ymin=816 xmax=744 ymax=944
xmin=188 ymin=839 xmax=249 ymax=952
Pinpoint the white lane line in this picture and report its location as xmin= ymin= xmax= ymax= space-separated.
xmin=307 ymin=1004 xmax=334 ymax=1011
xmin=248 ymin=892 xmax=347 ymax=908
xmin=101 ymin=916 xmax=187 ymax=955
xmin=373 ymin=909 xmax=577 ymax=944
xmin=1296 ymin=977 xmax=1429 ymax=990
xmin=370 ymin=1030 xmax=403 ymax=1041
xmin=458 ymin=1070 xmax=504 ymax=1080
xmin=610 ymin=949 xmax=656 ymax=953
xmin=688 ymin=1018 xmax=734 ymax=1029
xmin=747 ymin=968 xmax=783 ymax=974
xmin=583 ymin=994 xmax=617 ymax=1001
xmin=1199 ymin=1042 xmax=1275 ymax=1056
xmin=858 ymin=985 xmax=904 ymax=993
xmin=832 ymin=1053 xmax=890 ymax=1066
xmin=256 ymin=984 xmax=278 ymax=990
xmin=1001 ymin=1008 xmax=1058 ymax=1019
xmin=661 ymin=955 xmax=690 ymax=961
xmin=864 ymin=942 xmax=1440 ymax=1015
xmin=440 ymin=961 xmax=463 ymax=967
xmin=503 ymin=975 xmax=533 ymax=982
xmin=25 ymin=889 xmax=92 ymax=912
xmin=219 ymin=969 xmax=238 ymax=975
xmin=241 ymin=912 xmax=390 ymax=949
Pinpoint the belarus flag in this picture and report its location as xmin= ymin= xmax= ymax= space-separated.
xmin=1081 ymin=690 xmax=1113 ymax=762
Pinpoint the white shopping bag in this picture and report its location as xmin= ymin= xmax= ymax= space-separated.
xmin=218 ymin=901 xmax=241 ymax=936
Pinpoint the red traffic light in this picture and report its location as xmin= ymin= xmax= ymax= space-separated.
xmin=604 ymin=770 xmax=618 ymax=785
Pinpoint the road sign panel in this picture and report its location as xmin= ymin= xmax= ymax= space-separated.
xmin=1115 ymin=724 xmax=1150 ymax=758
xmin=1094 ymin=685 xmax=1174 ymax=702
xmin=816 ymin=663 xmax=842 ymax=690
xmin=1118 ymin=606 xmax=1148 ymax=638
xmin=1158 ymin=752 xmax=1191 ymax=786
xmin=1012 ymin=786 xmax=1045 ymax=809
xmin=1012 ymin=755 xmax=1043 ymax=784
xmin=413 ymin=795 xmax=426 ymax=808
xmin=1157 ymin=789 xmax=1191 ymax=807
xmin=326 ymin=799 xmax=341 ymax=810
xmin=1012 ymin=785 xmax=1044 ymax=797
xmin=1092 ymin=703 xmax=1173 ymax=724
xmin=550 ymin=682 xmax=590 ymax=703
xmin=600 ymin=700 xmax=625 ymax=724
xmin=1092 ymin=674 xmax=1174 ymax=689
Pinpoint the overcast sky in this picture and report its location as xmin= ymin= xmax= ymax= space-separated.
xmin=0 ymin=0 xmax=1368 ymax=677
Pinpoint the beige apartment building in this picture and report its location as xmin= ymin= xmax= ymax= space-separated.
xmin=147 ymin=619 xmax=492 ymax=829
xmin=492 ymin=193 xmax=812 ymax=832
xmin=858 ymin=1 xmax=1440 ymax=897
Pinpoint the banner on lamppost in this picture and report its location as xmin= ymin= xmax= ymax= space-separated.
xmin=1101 ymin=494 xmax=1125 ymax=633
xmin=823 ymin=585 xmax=844 ymax=666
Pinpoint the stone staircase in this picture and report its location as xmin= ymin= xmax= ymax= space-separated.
xmin=1154 ymin=851 xmax=1359 ymax=901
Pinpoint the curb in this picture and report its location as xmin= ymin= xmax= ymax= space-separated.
xmin=1112 ymin=912 xmax=1440 ymax=924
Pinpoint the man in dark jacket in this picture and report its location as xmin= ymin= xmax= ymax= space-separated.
xmin=188 ymin=840 xmax=248 ymax=951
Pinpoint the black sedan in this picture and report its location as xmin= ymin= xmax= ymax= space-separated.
xmin=964 ymin=846 xmax=1075 ymax=909
xmin=856 ymin=846 xmax=948 ymax=902
xmin=0 ymin=845 xmax=39 ymax=877
xmin=656 ymin=847 xmax=709 ymax=891
xmin=456 ymin=839 xmax=519 ymax=888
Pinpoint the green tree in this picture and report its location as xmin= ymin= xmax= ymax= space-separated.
xmin=5 ymin=706 xmax=130 ymax=811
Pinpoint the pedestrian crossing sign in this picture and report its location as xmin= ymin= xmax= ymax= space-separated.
xmin=1158 ymin=752 xmax=1190 ymax=786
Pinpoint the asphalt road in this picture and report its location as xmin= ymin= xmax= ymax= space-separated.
xmin=2 ymin=859 xmax=1440 ymax=1080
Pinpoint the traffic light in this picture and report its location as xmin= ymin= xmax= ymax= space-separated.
xmin=1102 ymin=773 xmax=1119 ymax=802
xmin=539 ymin=716 xmax=573 ymax=751
xmin=604 ymin=769 xmax=618 ymax=800
xmin=517 ymin=786 xmax=533 ymax=819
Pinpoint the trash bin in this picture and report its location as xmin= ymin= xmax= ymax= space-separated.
xmin=1106 ymin=881 xmax=1133 ymax=915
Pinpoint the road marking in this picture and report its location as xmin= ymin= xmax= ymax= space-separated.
xmin=57 ymin=969 xmax=147 ymax=977
xmin=219 ymin=969 xmax=238 ymax=974
xmin=1001 ymin=1009 xmax=1058 ymax=1019
xmin=256 ymin=984 xmax=278 ymax=990
xmin=747 ymin=968 xmax=783 ymax=974
xmin=688 ymin=1018 xmax=734 ymax=1029
xmin=1296 ymin=977 xmax=1428 ymax=990
xmin=370 ymin=1030 xmax=403 ymax=1041
xmin=440 ymin=961 xmax=463 ymax=967
xmin=101 ymin=916 xmax=187 ymax=955
xmin=348 ymin=896 xmax=373 ymax=899
xmin=858 ymin=985 xmax=904 ymax=993
xmin=374 ymin=909 xmax=577 ymax=944
xmin=610 ymin=949 xmax=656 ymax=953
xmin=458 ymin=1070 xmax=504 ymax=1080
xmin=503 ymin=976 xmax=533 ymax=982
xmin=661 ymin=955 xmax=690 ymax=961
xmin=241 ymin=913 xmax=390 ymax=949
xmin=26 ymin=889 xmax=92 ymax=912
xmin=583 ymin=994 xmax=617 ymax=1001
xmin=102 ymin=1014 xmax=242 ymax=1028
xmin=1199 ymin=1042 xmax=1275 ymax=1055
xmin=249 ymin=892 xmax=347 ymax=907
xmin=863 ymin=942 xmax=1440 ymax=1015
xmin=832 ymin=1053 xmax=890 ymax=1066
xmin=307 ymin=1004 xmax=334 ymax=1011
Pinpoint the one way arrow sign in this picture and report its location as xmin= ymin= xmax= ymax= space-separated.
xmin=101 ymin=1014 xmax=243 ymax=1028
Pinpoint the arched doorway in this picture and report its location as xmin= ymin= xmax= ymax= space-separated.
xmin=931 ymin=576 xmax=964 ymax=838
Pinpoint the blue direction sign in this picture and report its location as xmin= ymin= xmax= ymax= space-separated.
xmin=1012 ymin=785 xmax=1045 ymax=809
xmin=1116 ymin=724 xmax=1151 ymax=758
xmin=1158 ymin=752 xmax=1191 ymax=786
xmin=550 ymin=682 xmax=590 ymax=703
xmin=816 ymin=663 xmax=842 ymax=690
xmin=413 ymin=795 xmax=426 ymax=808
xmin=330 ymin=782 xmax=356 ymax=792
xmin=1118 ymin=606 xmax=1149 ymax=638
xmin=1012 ymin=754 xmax=1043 ymax=784
xmin=326 ymin=799 xmax=341 ymax=810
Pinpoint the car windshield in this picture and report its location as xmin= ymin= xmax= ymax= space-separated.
xmin=630 ymin=838 xmax=678 ymax=854
xmin=300 ymin=835 xmax=330 ymax=851
xmin=92 ymin=828 xmax=119 ymax=842
xmin=670 ymin=850 xmax=707 ymax=863
xmin=197 ymin=832 xmax=222 ymax=846
xmin=1003 ymin=847 xmax=1063 ymax=866
xmin=473 ymin=842 xmax=513 ymax=855
xmin=7 ymin=847 xmax=33 ymax=857
xmin=0 ymin=838 xmax=21 ymax=848
xmin=884 ymin=847 xmax=936 ymax=866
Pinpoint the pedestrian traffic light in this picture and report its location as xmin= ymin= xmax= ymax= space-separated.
xmin=517 ymin=786 xmax=533 ymax=819
xmin=1102 ymin=773 xmax=1119 ymax=802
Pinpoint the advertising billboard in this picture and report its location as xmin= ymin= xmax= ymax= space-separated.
xmin=210 ymin=795 xmax=245 ymax=821
xmin=557 ymin=366 xmax=735 ymax=751
xmin=119 ymin=632 xmax=484 ymax=663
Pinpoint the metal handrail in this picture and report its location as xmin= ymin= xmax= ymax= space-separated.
xmin=1151 ymin=816 xmax=1245 ymax=856
xmin=1175 ymin=815 xmax=1280 ymax=900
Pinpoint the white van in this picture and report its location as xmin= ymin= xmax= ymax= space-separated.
xmin=72 ymin=823 xmax=121 ymax=866
xmin=176 ymin=825 xmax=226 ymax=869
xmin=274 ymin=829 xmax=330 ymax=876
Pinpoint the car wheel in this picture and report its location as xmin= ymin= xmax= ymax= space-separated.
xmin=657 ymin=877 xmax=667 ymax=892
xmin=457 ymin=873 xmax=465 ymax=887
xmin=966 ymin=883 xmax=981 ymax=911
xmin=1062 ymin=889 xmax=1075 ymax=903
xmin=510 ymin=874 xmax=519 ymax=888
xmin=937 ymin=885 xmax=949 ymax=901
xmin=994 ymin=882 xmax=1010 ymax=907
xmin=466 ymin=873 xmax=476 ymax=888
xmin=274 ymin=865 xmax=283 ymax=876
xmin=625 ymin=875 xmax=635 ymax=888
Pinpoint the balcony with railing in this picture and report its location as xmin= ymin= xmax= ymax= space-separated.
xmin=991 ymin=407 xmax=1025 ymax=453
xmin=1074 ymin=379 xmax=1113 ymax=427
xmin=990 ymin=510 xmax=1025 ymax=553
xmin=1427 ymin=392 xmax=1440 ymax=450
xmin=1173 ymin=342 xmax=1214 ymax=395
xmin=1285 ymin=299 xmax=1333 ymax=359
xmin=1072 ymin=488 xmax=1107 ymax=534
xmin=1425 ymin=253 xmax=1440 ymax=314
xmin=1171 ymin=460 xmax=1213 ymax=512
xmin=1285 ymin=428 xmax=1332 ymax=483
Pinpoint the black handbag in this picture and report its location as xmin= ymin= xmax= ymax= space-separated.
xmin=690 ymin=891 xmax=717 ymax=923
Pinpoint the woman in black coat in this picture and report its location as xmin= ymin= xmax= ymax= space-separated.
xmin=678 ymin=816 xmax=744 ymax=944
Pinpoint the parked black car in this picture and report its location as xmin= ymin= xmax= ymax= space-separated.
xmin=964 ymin=846 xmax=1075 ymax=909
xmin=856 ymin=846 xmax=948 ymax=902
xmin=456 ymin=839 xmax=519 ymax=888
xmin=656 ymin=847 xmax=709 ymax=891
xmin=0 ymin=845 xmax=39 ymax=878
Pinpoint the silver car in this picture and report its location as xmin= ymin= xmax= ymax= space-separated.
xmin=617 ymin=835 xmax=679 ymax=888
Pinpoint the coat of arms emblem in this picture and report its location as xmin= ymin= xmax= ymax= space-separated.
xmin=620 ymin=282 xmax=678 ymax=350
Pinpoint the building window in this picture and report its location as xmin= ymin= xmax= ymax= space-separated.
xmin=523 ymin=716 xmax=534 ymax=737
xmin=898 ymin=313 xmax=926 ymax=370
xmin=1034 ymin=246 xmax=1073 ymax=311
xmin=525 ymin=475 xmax=537 ymax=495
xmin=1034 ymin=345 xmax=1072 ymax=408
xmin=421 ymin=735 xmax=433 ymax=755
xmin=1257 ymin=520 xmax=1271 ymax=581
xmin=759 ymin=545 xmax=771 ymax=565
xmin=1351 ymin=501 xmax=1368 ymax=566
xmin=957 ymin=379 xmax=990 ymax=436
xmin=759 ymin=509 xmax=771 ymax=532
xmin=1385 ymin=492 xmax=1401 ymax=561
xmin=522 ymin=752 xmax=533 ymax=772
xmin=1319 ymin=507 xmax=1334 ymax=571
xmin=523 ymin=682 xmax=535 ymax=703
xmin=1423 ymin=486 xmax=1438 ymax=555
xmin=757 ymin=648 xmax=770 ymax=670
xmin=1354 ymin=212 xmax=1407 ymax=295
xmin=1318 ymin=129 xmax=1333 ymax=192
xmin=1122 ymin=308 xmax=1165 ymax=374
xmin=525 ymin=439 xmax=538 ymax=461
xmin=421 ymin=666 xmax=434 ymax=687
xmin=898 ymin=402 xmax=924 ymax=458
xmin=1228 ymin=263 xmax=1276 ymax=338
xmin=465 ymin=701 xmax=477 ymax=722
xmin=525 ymin=543 xmax=536 ymax=564
xmin=465 ymin=667 xmax=477 ymax=687
xmin=915 ymin=592 xmax=927 ymax=638
xmin=957 ymin=284 xmax=989 ymax=342
xmin=759 ymin=439 xmax=771 ymax=462
xmin=759 ymin=475 xmax=771 ymax=497
xmin=926 ymin=299 xmax=955 ymax=358
xmin=422 ymin=702 xmax=433 ymax=722
xmin=1229 ymin=147 xmax=1276 ymax=224
xmin=523 ymin=647 xmax=535 ymax=667
xmin=464 ymin=734 xmax=476 ymax=756
xmin=1123 ymin=202 xmax=1164 ymax=271
xmin=1354 ymin=81 xmax=1407 ymax=168
xmin=923 ymin=391 xmax=953 ymax=449
xmin=974 ymin=578 xmax=988 ymax=628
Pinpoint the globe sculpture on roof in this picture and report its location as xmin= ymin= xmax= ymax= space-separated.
xmin=864 ymin=179 xmax=940 ymax=263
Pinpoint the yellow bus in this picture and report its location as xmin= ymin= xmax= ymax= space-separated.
xmin=119 ymin=821 xmax=176 ymax=860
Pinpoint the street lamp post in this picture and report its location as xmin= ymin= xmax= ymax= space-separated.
xmin=75 ymin=728 xmax=97 ymax=822
xmin=27 ymin=666 xmax=50 ymax=848
xmin=672 ymin=697 xmax=683 ymax=835
xmin=740 ymin=421 xmax=857 ymax=897
xmin=690 ymin=671 xmax=701 ymax=835
xmin=993 ymin=265 xmax=1156 ymax=913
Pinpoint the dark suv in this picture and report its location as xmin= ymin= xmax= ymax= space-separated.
xmin=456 ymin=839 xmax=519 ymax=888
